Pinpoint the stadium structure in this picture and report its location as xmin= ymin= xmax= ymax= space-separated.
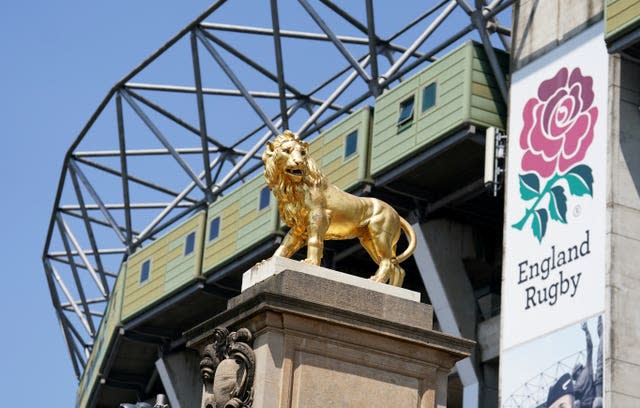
xmin=42 ymin=1 xmax=640 ymax=407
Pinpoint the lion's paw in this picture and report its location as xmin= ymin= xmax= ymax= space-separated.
xmin=369 ymin=275 xmax=387 ymax=284
xmin=301 ymin=258 xmax=320 ymax=265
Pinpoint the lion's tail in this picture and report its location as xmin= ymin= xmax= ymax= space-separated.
xmin=396 ymin=217 xmax=417 ymax=263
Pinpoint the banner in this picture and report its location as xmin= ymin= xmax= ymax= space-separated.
xmin=500 ymin=24 xmax=607 ymax=407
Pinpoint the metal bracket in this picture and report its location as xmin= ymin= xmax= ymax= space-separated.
xmin=483 ymin=126 xmax=507 ymax=196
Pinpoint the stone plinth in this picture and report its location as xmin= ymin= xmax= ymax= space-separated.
xmin=187 ymin=257 xmax=474 ymax=408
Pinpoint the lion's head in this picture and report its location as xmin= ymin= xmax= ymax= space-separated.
xmin=262 ymin=130 xmax=326 ymax=191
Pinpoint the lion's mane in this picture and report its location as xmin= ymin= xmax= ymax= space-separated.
xmin=263 ymin=132 xmax=327 ymax=232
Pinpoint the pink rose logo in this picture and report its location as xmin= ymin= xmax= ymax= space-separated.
xmin=520 ymin=67 xmax=598 ymax=178
xmin=513 ymin=67 xmax=597 ymax=242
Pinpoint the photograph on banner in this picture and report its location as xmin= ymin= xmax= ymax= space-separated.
xmin=501 ymin=24 xmax=608 ymax=351
xmin=501 ymin=314 xmax=604 ymax=408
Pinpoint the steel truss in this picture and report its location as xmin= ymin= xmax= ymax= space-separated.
xmin=42 ymin=0 xmax=514 ymax=378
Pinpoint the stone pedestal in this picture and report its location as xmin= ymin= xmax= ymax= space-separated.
xmin=187 ymin=257 xmax=473 ymax=408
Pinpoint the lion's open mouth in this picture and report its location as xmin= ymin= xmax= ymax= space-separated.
xmin=286 ymin=169 xmax=303 ymax=177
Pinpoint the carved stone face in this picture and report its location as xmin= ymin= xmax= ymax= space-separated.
xmin=212 ymin=359 xmax=241 ymax=408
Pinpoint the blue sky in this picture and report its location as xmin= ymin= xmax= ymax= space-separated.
xmin=1 ymin=2 xmax=213 ymax=405
xmin=0 ymin=1 xmax=502 ymax=406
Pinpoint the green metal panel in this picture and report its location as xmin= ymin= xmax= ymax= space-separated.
xmin=371 ymin=42 xmax=470 ymax=176
xmin=606 ymin=0 xmax=640 ymax=41
xmin=370 ymin=41 xmax=508 ymax=176
xmin=307 ymin=106 xmax=372 ymax=191
xmin=202 ymin=175 xmax=279 ymax=275
xmin=469 ymin=44 xmax=508 ymax=129
xmin=121 ymin=211 xmax=205 ymax=321
xmin=76 ymin=264 xmax=126 ymax=408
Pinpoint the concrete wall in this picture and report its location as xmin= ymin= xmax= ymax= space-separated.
xmin=512 ymin=0 xmax=604 ymax=69
xmin=605 ymin=54 xmax=640 ymax=406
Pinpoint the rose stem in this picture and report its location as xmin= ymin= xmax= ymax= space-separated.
xmin=511 ymin=173 xmax=561 ymax=230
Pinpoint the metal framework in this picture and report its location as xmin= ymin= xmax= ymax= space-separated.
xmin=503 ymin=350 xmax=588 ymax=407
xmin=43 ymin=0 xmax=514 ymax=378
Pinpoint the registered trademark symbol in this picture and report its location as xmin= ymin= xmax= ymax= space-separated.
xmin=573 ymin=204 xmax=582 ymax=217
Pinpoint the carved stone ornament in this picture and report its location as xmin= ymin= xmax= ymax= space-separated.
xmin=199 ymin=327 xmax=255 ymax=408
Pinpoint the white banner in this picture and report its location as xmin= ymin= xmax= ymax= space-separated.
xmin=500 ymin=23 xmax=608 ymax=408
xmin=500 ymin=24 xmax=608 ymax=407
xmin=501 ymin=22 xmax=607 ymax=361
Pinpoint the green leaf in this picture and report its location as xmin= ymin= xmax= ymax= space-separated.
xmin=531 ymin=209 xmax=548 ymax=242
xmin=565 ymin=165 xmax=593 ymax=197
xmin=549 ymin=186 xmax=568 ymax=223
xmin=519 ymin=173 xmax=540 ymax=201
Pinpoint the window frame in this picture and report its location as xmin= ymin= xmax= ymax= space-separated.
xmin=258 ymin=186 xmax=271 ymax=211
xmin=184 ymin=231 xmax=196 ymax=256
xmin=208 ymin=216 xmax=221 ymax=242
xmin=421 ymin=82 xmax=438 ymax=113
xmin=343 ymin=129 xmax=358 ymax=160
xmin=397 ymin=95 xmax=415 ymax=132
xmin=139 ymin=259 xmax=151 ymax=285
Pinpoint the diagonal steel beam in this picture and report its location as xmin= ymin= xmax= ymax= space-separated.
xmin=388 ymin=0 xmax=450 ymax=42
xmin=298 ymin=0 xmax=371 ymax=84
xmin=60 ymin=203 xmax=194 ymax=210
xmin=365 ymin=0 xmax=380 ymax=96
xmin=318 ymin=0 xmax=371 ymax=37
xmin=61 ymin=297 xmax=107 ymax=308
xmin=125 ymin=89 xmax=223 ymax=149
xmin=74 ymin=156 xmax=199 ymax=203
xmin=59 ymin=218 xmax=107 ymax=297
xmin=194 ymin=28 xmax=281 ymax=137
xmin=68 ymin=169 xmax=110 ymax=296
xmin=212 ymin=100 xmax=305 ymax=194
xmin=190 ymin=31 xmax=215 ymax=203
xmin=383 ymin=0 xmax=457 ymax=81
xmin=68 ymin=159 xmax=128 ymax=245
xmin=456 ymin=0 xmax=474 ymax=14
xmin=50 ymin=255 xmax=118 ymax=278
xmin=198 ymin=28 xmax=304 ymax=98
xmin=126 ymin=82 xmax=295 ymax=99
xmin=133 ymin=154 xmax=222 ymax=246
xmin=62 ymin=305 xmax=104 ymax=318
xmin=75 ymin=147 xmax=224 ymax=158
xmin=59 ymin=311 xmax=91 ymax=363
xmin=200 ymin=22 xmax=425 ymax=58
xmin=480 ymin=0 xmax=511 ymax=50
xmin=471 ymin=9 xmax=509 ymax=102
xmin=116 ymin=93 xmax=133 ymax=249
xmin=59 ymin=208 xmax=143 ymax=243
xmin=44 ymin=259 xmax=83 ymax=377
xmin=297 ymin=55 xmax=370 ymax=136
xmin=128 ymin=83 xmax=344 ymax=113
xmin=381 ymin=21 xmax=475 ymax=88
xmin=270 ymin=0 xmax=289 ymax=130
xmin=49 ymin=247 xmax=127 ymax=258
xmin=120 ymin=89 xmax=209 ymax=192
xmin=47 ymin=251 xmax=95 ymax=336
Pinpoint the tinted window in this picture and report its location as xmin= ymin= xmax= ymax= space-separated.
xmin=209 ymin=217 xmax=220 ymax=241
xmin=422 ymin=83 xmax=437 ymax=112
xmin=184 ymin=231 xmax=196 ymax=255
xmin=344 ymin=130 xmax=358 ymax=159
xmin=259 ymin=187 xmax=271 ymax=210
xmin=140 ymin=259 xmax=151 ymax=283
xmin=398 ymin=96 xmax=415 ymax=125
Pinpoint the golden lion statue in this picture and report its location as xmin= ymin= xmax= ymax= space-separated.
xmin=262 ymin=130 xmax=416 ymax=287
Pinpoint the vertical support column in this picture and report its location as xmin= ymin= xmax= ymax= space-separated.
xmin=605 ymin=53 xmax=640 ymax=406
xmin=155 ymin=350 xmax=202 ymax=408
xmin=412 ymin=219 xmax=481 ymax=408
